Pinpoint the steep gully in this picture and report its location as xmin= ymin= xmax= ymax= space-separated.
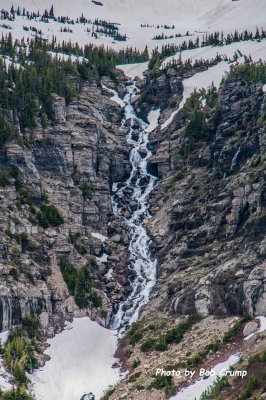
xmin=28 ymin=76 xmax=253 ymax=399
xmin=106 ymin=81 xmax=158 ymax=333
xmin=30 ymin=81 xmax=159 ymax=400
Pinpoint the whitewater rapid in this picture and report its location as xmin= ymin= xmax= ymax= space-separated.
xmin=30 ymin=81 xmax=158 ymax=400
xmin=109 ymin=82 xmax=158 ymax=332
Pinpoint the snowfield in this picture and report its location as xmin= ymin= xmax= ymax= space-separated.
xmin=161 ymin=61 xmax=231 ymax=130
xmin=0 ymin=0 xmax=266 ymax=51
xmin=163 ymin=40 xmax=266 ymax=67
xmin=31 ymin=318 xmax=121 ymax=400
xmin=0 ymin=2 xmax=265 ymax=400
xmin=117 ymin=62 xmax=149 ymax=79
xmin=171 ymin=353 xmax=241 ymax=400
xmin=0 ymin=331 xmax=12 ymax=392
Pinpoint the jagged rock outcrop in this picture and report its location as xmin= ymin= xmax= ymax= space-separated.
xmin=0 ymin=78 xmax=131 ymax=334
xmin=144 ymin=76 xmax=266 ymax=319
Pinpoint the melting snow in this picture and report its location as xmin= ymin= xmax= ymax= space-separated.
xmin=111 ymin=82 xmax=157 ymax=332
xmin=146 ymin=108 xmax=161 ymax=133
xmin=1 ymin=0 xmax=266 ymax=51
xmin=245 ymin=316 xmax=266 ymax=341
xmin=97 ymin=253 xmax=108 ymax=263
xmin=105 ymin=268 xmax=113 ymax=279
xmin=161 ymin=61 xmax=230 ymax=130
xmin=0 ymin=331 xmax=12 ymax=392
xmin=163 ymin=40 xmax=266 ymax=67
xmin=171 ymin=353 xmax=240 ymax=400
xmin=117 ymin=62 xmax=149 ymax=79
xmin=31 ymin=318 xmax=121 ymax=400
xmin=101 ymin=84 xmax=125 ymax=107
xmin=91 ymin=232 xmax=108 ymax=242
xmin=0 ymin=331 xmax=9 ymax=346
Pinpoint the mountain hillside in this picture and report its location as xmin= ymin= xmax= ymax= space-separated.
xmin=0 ymin=1 xmax=266 ymax=400
xmin=1 ymin=0 xmax=266 ymax=50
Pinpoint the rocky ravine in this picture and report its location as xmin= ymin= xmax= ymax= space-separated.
xmin=0 ymin=75 xmax=133 ymax=336
xmin=1 ymin=60 xmax=266 ymax=400
xmin=106 ymin=67 xmax=266 ymax=399
xmin=147 ymin=75 xmax=266 ymax=318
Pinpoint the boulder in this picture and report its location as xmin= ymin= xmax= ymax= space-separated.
xmin=243 ymin=321 xmax=259 ymax=337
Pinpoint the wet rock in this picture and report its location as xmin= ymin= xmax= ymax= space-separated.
xmin=129 ymin=201 xmax=138 ymax=211
xmin=139 ymin=148 xmax=148 ymax=158
xmin=110 ymin=234 xmax=121 ymax=243
xmin=0 ymin=78 xmax=131 ymax=334
xmin=122 ymin=300 xmax=133 ymax=311
xmin=131 ymin=131 xmax=139 ymax=141
xmin=80 ymin=394 xmax=95 ymax=400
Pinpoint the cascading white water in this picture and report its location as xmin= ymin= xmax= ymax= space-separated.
xmin=108 ymin=82 xmax=158 ymax=333
xmin=30 ymin=82 xmax=158 ymax=400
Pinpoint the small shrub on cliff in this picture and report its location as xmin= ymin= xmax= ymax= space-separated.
xmin=0 ymin=115 xmax=13 ymax=148
xmin=80 ymin=182 xmax=93 ymax=200
xmin=165 ymin=313 xmax=201 ymax=346
xmin=9 ymin=267 xmax=19 ymax=280
xmin=223 ymin=315 xmax=251 ymax=343
xmin=59 ymin=258 xmax=95 ymax=308
xmin=59 ymin=258 xmax=77 ymax=295
xmin=0 ymin=387 xmax=34 ymax=400
xmin=132 ymin=358 xmax=141 ymax=369
xmin=149 ymin=374 xmax=176 ymax=395
xmin=90 ymin=291 xmax=102 ymax=308
xmin=185 ymin=108 xmax=209 ymax=139
xmin=237 ymin=376 xmax=259 ymax=400
xmin=129 ymin=330 xmax=143 ymax=346
xmin=155 ymin=337 xmax=168 ymax=351
xmin=166 ymin=171 xmax=185 ymax=190
xmin=138 ymin=89 xmax=156 ymax=105
xmin=129 ymin=322 xmax=143 ymax=345
xmin=38 ymin=204 xmax=64 ymax=228
xmin=140 ymin=338 xmax=156 ymax=352
xmin=4 ymin=328 xmax=38 ymax=385
xmin=0 ymin=171 xmax=10 ymax=187
xmin=75 ymin=242 xmax=88 ymax=255
xmin=100 ymin=387 xmax=115 ymax=400
xmin=200 ymin=376 xmax=229 ymax=400
xmin=22 ymin=316 xmax=40 ymax=339
xmin=204 ymin=84 xmax=218 ymax=108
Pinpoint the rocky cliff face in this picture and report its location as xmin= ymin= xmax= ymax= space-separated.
xmin=0 ymin=77 xmax=131 ymax=335
xmin=106 ymin=68 xmax=266 ymax=400
xmin=145 ymin=75 xmax=266 ymax=319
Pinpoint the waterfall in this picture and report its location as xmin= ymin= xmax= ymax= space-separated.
xmin=230 ymin=130 xmax=250 ymax=172
xmin=107 ymin=82 xmax=158 ymax=333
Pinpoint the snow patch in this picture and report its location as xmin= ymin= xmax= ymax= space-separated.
xmin=31 ymin=318 xmax=121 ymax=400
xmin=0 ymin=1 xmax=265 ymax=53
xmin=91 ymin=232 xmax=108 ymax=242
xmin=0 ymin=331 xmax=9 ymax=346
xmin=245 ymin=316 xmax=266 ymax=341
xmin=101 ymin=84 xmax=125 ymax=107
xmin=145 ymin=108 xmax=160 ymax=133
xmin=117 ymin=62 xmax=148 ymax=79
xmin=0 ymin=331 xmax=12 ymax=392
xmin=171 ymin=353 xmax=240 ymax=400
xmin=97 ymin=253 xmax=108 ymax=263
xmin=105 ymin=268 xmax=113 ymax=279
xmin=163 ymin=40 xmax=266 ymax=68
xmin=161 ymin=61 xmax=230 ymax=130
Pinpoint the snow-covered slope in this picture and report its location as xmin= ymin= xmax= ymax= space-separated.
xmin=163 ymin=40 xmax=266 ymax=67
xmin=1 ymin=0 xmax=266 ymax=51
xmin=31 ymin=318 xmax=121 ymax=400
